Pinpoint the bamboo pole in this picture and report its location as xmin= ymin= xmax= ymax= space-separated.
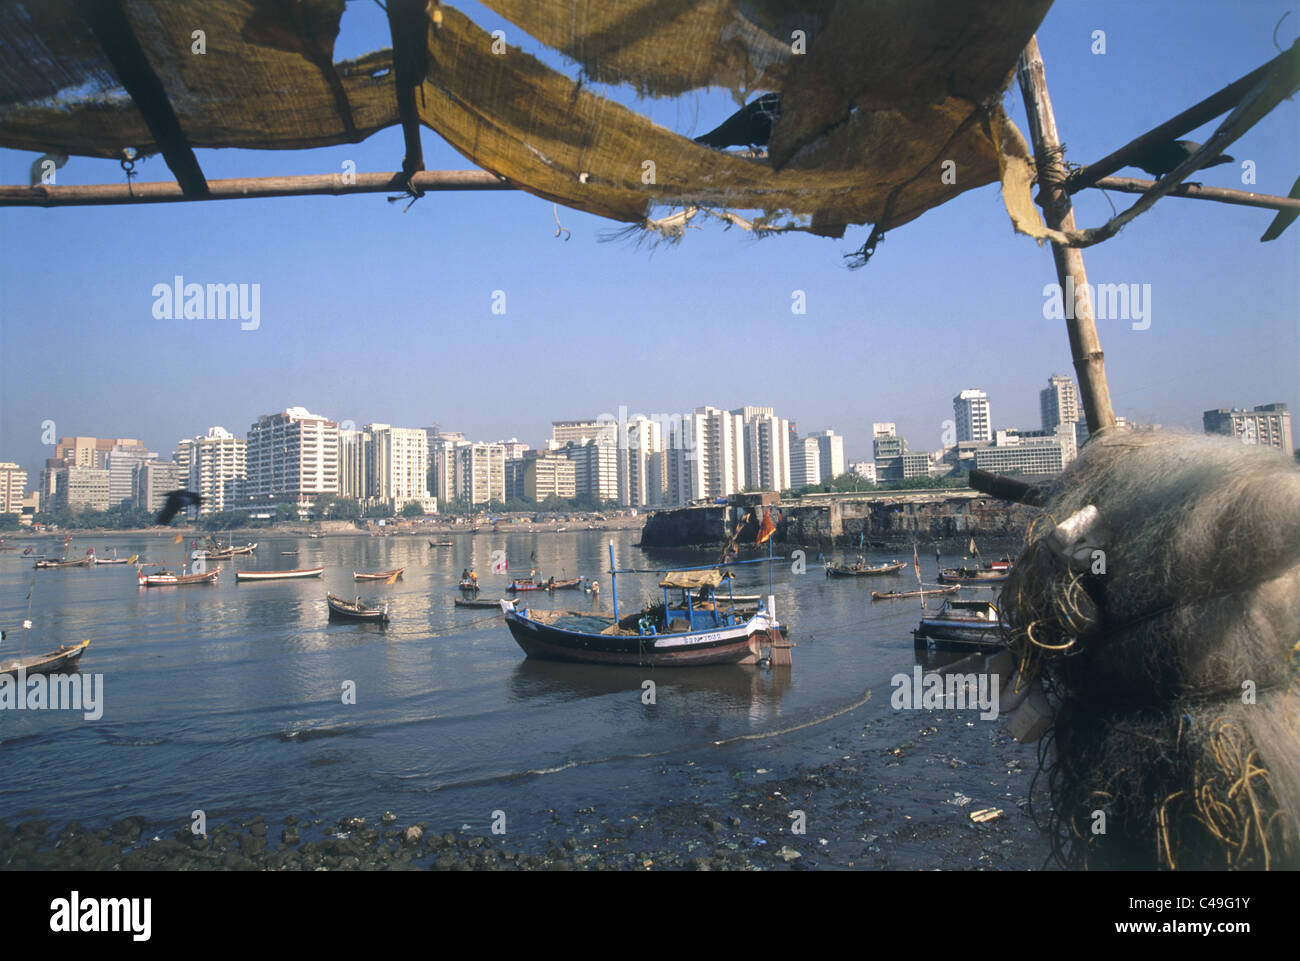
xmin=1090 ymin=177 xmax=1300 ymax=213
xmin=0 ymin=170 xmax=513 ymax=207
xmin=1017 ymin=36 xmax=1116 ymax=436
xmin=1067 ymin=40 xmax=1299 ymax=194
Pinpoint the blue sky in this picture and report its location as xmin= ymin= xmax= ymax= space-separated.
xmin=2 ymin=1 xmax=1297 ymax=478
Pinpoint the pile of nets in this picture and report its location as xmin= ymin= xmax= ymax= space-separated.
xmin=999 ymin=430 xmax=1300 ymax=869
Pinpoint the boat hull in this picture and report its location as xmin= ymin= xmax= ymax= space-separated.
xmin=1 ymin=640 xmax=89 ymax=677
xmin=138 ymin=568 xmax=220 ymax=586
xmin=825 ymin=563 xmax=905 ymax=577
xmin=504 ymin=609 xmax=777 ymax=667
xmin=354 ymin=568 xmax=404 ymax=581
xmin=326 ymin=595 xmax=388 ymax=622
xmin=235 ymin=567 xmax=324 ymax=581
xmin=912 ymin=619 xmax=1006 ymax=648
xmin=872 ymin=585 xmax=960 ymax=600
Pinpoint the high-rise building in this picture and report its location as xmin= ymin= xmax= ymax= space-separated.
xmin=953 ymin=389 xmax=992 ymax=443
xmin=182 ymin=427 xmax=247 ymax=515
xmin=453 ymin=442 xmax=506 ymax=505
xmin=337 ymin=427 xmax=370 ymax=501
xmin=52 ymin=466 xmax=111 ymax=512
xmin=550 ymin=420 xmax=613 ymax=450
xmin=622 ymin=415 xmax=665 ymax=507
xmin=105 ymin=443 xmax=156 ymax=508
xmin=790 ymin=436 xmax=822 ymax=487
xmin=668 ymin=406 xmax=745 ymax=503
xmin=562 ymin=441 xmax=619 ymax=503
xmin=809 ymin=429 xmax=845 ymax=482
xmin=0 ymin=463 xmax=27 ymax=514
xmin=972 ymin=428 xmax=1073 ymax=475
xmin=499 ymin=438 xmax=530 ymax=461
xmin=732 ymin=407 xmax=791 ymax=494
xmin=1040 ymin=374 xmax=1080 ymax=433
xmin=365 ymin=424 xmax=430 ymax=509
xmin=245 ymin=407 xmax=338 ymax=508
xmin=873 ymin=423 xmax=907 ymax=460
xmin=519 ymin=451 xmax=577 ymax=501
xmin=1203 ymin=403 xmax=1293 ymax=453
xmin=425 ymin=428 xmax=465 ymax=505
xmin=53 ymin=436 xmax=146 ymax=470
xmin=135 ymin=461 xmax=184 ymax=513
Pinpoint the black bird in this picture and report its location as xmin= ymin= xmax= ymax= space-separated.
xmin=1128 ymin=139 xmax=1234 ymax=179
xmin=694 ymin=93 xmax=781 ymax=150
xmin=157 ymin=489 xmax=203 ymax=526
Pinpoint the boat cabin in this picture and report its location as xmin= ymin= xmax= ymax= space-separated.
xmin=935 ymin=599 xmax=1000 ymax=622
xmin=649 ymin=569 xmax=743 ymax=635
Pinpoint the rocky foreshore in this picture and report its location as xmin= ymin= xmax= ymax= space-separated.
xmin=0 ymin=698 xmax=1051 ymax=871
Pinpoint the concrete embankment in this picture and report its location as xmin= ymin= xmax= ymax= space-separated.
xmin=638 ymin=492 xmax=1034 ymax=551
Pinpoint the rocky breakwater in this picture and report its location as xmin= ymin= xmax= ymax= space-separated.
xmin=640 ymin=493 xmax=1033 ymax=550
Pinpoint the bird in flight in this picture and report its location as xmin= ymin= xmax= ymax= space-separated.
xmin=694 ymin=93 xmax=781 ymax=151
xmin=1128 ymin=139 xmax=1234 ymax=179
xmin=157 ymin=489 xmax=203 ymax=526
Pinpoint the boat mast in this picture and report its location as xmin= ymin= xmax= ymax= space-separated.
xmin=609 ymin=540 xmax=619 ymax=620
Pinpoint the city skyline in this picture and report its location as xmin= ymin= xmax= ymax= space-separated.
xmin=2 ymin=3 xmax=1297 ymax=488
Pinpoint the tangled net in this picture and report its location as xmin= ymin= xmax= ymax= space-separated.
xmin=999 ymin=430 xmax=1300 ymax=869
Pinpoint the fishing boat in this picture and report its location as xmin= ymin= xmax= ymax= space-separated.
xmin=35 ymin=556 xmax=91 ymax=569
xmin=138 ymin=566 xmax=221 ymax=587
xmin=912 ymin=599 xmax=1007 ymax=648
xmin=937 ymin=566 xmax=1009 ymax=585
xmin=502 ymin=561 xmax=785 ymax=667
xmin=547 ymin=577 xmax=583 ymax=591
xmin=458 ymin=578 xmax=480 ymax=592
xmin=280 ymin=550 xmax=298 ymax=555
xmin=354 ymin=568 xmax=404 ymax=581
xmin=0 ymin=639 xmax=90 ymax=677
xmin=429 ymin=540 xmax=454 ymax=547
xmin=202 ymin=541 xmax=257 ymax=559
xmin=234 ymin=567 xmax=324 ymax=582
xmin=326 ymin=593 xmax=389 ymax=623
xmin=455 ymin=596 xmax=507 ymax=609
xmin=93 ymin=550 xmax=138 ymax=565
xmin=872 ymin=585 xmax=960 ymax=600
xmin=825 ymin=560 xmax=905 ymax=577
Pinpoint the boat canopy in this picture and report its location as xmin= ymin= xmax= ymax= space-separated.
xmin=659 ymin=569 xmax=732 ymax=590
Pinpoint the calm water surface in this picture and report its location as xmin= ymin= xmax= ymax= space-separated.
xmin=0 ymin=530 xmax=993 ymax=841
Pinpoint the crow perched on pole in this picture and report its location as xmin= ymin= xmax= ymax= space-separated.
xmin=1128 ymin=139 xmax=1235 ymax=178
xmin=157 ymin=489 xmax=203 ymax=525
xmin=694 ymin=93 xmax=781 ymax=150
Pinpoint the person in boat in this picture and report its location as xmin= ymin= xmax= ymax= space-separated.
xmin=461 ymin=568 xmax=469 ymax=580
xmin=469 ymin=568 xmax=478 ymax=586
xmin=547 ymin=575 xmax=555 ymax=591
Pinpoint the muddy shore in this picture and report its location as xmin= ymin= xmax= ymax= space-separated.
xmin=0 ymin=688 xmax=1052 ymax=871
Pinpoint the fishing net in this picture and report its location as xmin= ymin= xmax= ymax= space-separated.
xmin=1000 ymin=430 xmax=1300 ymax=869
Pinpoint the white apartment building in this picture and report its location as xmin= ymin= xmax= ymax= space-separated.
xmin=245 ymin=407 xmax=338 ymax=508
xmin=954 ymin=389 xmax=992 ymax=443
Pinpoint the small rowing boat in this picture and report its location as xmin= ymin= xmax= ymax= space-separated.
xmin=235 ymin=567 xmax=324 ymax=582
xmin=0 ymin=639 xmax=90 ymax=677
xmin=35 ymin=556 xmax=91 ymax=569
xmin=872 ymin=585 xmax=960 ymax=600
xmin=825 ymin=561 xmax=905 ymax=577
xmin=913 ymin=599 xmax=1007 ymax=648
xmin=354 ymin=568 xmax=404 ymax=581
xmin=455 ymin=597 xmax=508 ymax=609
xmin=138 ymin=567 xmax=220 ymax=587
xmin=458 ymin=578 xmax=480 ymax=593
xmin=326 ymin=593 xmax=389 ymax=622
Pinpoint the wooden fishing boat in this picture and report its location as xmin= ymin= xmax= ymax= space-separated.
xmin=0 ymin=639 xmax=90 ymax=677
xmin=35 ymin=556 xmax=91 ymax=569
xmin=138 ymin=566 xmax=220 ymax=587
xmin=92 ymin=550 xmax=138 ymax=565
xmin=872 ymin=585 xmax=960 ymax=600
xmin=503 ymin=567 xmax=784 ymax=667
xmin=458 ymin=578 xmax=480 ymax=592
xmin=937 ymin=566 xmax=1009 ymax=585
xmin=202 ymin=541 xmax=257 ymax=558
xmin=326 ymin=593 xmax=389 ymax=622
xmin=547 ymin=577 xmax=583 ymax=591
xmin=429 ymin=540 xmax=454 ymax=547
xmin=825 ymin=561 xmax=905 ymax=577
xmin=280 ymin=550 xmax=298 ymax=555
xmin=234 ymin=566 xmax=324 ymax=582
xmin=913 ymin=599 xmax=1007 ymax=648
xmin=508 ymin=578 xmax=545 ymax=592
xmin=354 ymin=568 xmax=404 ymax=581
xmin=455 ymin=596 xmax=507 ymax=609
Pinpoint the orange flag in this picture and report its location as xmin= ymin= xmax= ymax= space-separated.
xmin=173 ymin=533 xmax=184 ymax=544
xmin=756 ymin=509 xmax=776 ymax=546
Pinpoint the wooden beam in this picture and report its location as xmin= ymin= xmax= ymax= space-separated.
xmin=77 ymin=0 xmax=209 ymax=198
xmin=969 ymin=469 xmax=1046 ymax=507
xmin=1067 ymin=41 xmax=1300 ymax=194
xmin=0 ymin=170 xmax=513 ymax=208
xmin=1090 ymin=177 xmax=1300 ymax=212
xmin=387 ymin=0 xmax=431 ymax=180
xmin=1017 ymin=36 xmax=1116 ymax=437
